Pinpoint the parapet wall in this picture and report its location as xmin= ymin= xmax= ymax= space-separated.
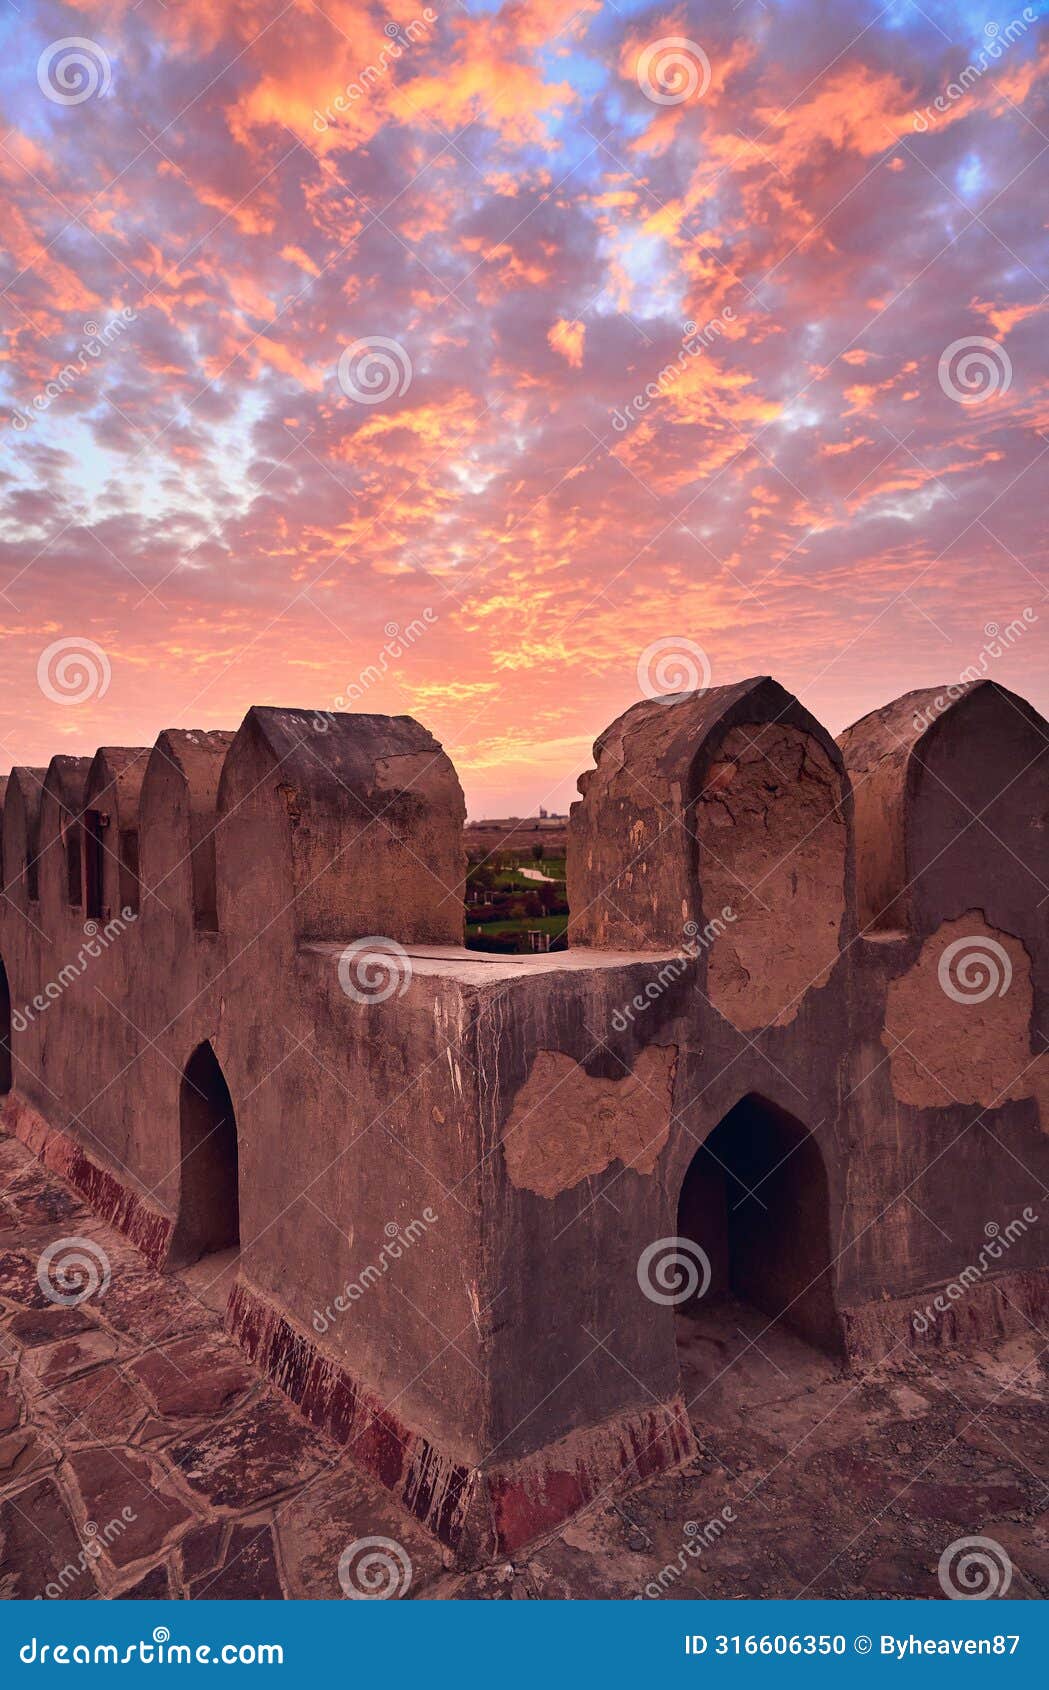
xmin=0 ymin=678 xmax=1046 ymax=1560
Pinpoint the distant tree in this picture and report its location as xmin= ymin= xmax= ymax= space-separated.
xmin=532 ymin=843 xmax=545 ymax=862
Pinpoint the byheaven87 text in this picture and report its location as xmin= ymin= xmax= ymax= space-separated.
xmin=683 ymin=1634 xmax=1020 ymax=1657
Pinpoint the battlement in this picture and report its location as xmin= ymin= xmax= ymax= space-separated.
xmin=1 ymin=678 xmax=1047 ymax=1561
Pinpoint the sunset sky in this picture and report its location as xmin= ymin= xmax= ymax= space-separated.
xmin=2 ymin=0 xmax=1048 ymax=816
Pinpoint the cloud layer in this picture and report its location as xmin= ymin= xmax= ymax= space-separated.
xmin=2 ymin=0 xmax=1048 ymax=812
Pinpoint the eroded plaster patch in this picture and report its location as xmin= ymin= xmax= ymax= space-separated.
xmin=883 ymin=911 xmax=1049 ymax=1127
xmin=694 ymin=724 xmax=846 ymax=1031
xmin=503 ymin=1045 xmax=678 ymax=1198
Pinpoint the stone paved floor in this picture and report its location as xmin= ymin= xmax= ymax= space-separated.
xmin=3 ymin=1127 xmax=1049 ymax=1600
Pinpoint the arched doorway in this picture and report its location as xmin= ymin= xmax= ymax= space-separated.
xmin=170 ymin=1041 xmax=239 ymax=1267
xmin=676 ymin=1094 xmax=842 ymax=1356
xmin=0 ymin=956 xmax=11 ymax=1095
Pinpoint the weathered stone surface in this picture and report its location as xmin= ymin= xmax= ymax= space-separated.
xmin=189 ymin=1524 xmax=284 ymax=1599
xmin=22 ymin=1330 xmax=120 ymax=1387
xmin=503 ymin=1045 xmax=677 ymax=1196
xmin=120 ymin=1563 xmax=173 ymax=1598
xmin=278 ymin=1463 xmax=446 ymax=1599
xmin=883 ymin=912 xmax=1049 ymax=1119
xmin=131 ymin=1338 xmax=254 ymax=1418
xmin=178 ymin=1521 xmax=226 ymax=1582
xmin=695 ymin=723 xmax=847 ymax=1029
xmin=168 ymin=1398 xmax=325 ymax=1509
xmin=64 ymin=1447 xmax=195 ymax=1568
xmin=9 ymin=1306 xmax=95 ymax=1348
xmin=0 ymin=1249 xmax=53 ymax=1308
xmin=0 ymin=1477 xmax=98 ymax=1600
xmin=43 ymin=1364 xmax=148 ymax=1444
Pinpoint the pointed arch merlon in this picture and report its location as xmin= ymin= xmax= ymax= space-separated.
xmin=837 ymin=680 xmax=1049 ymax=939
xmin=39 ymin=755 xmax=93 ymax=914
xmin=215 ymin=707 xmax=466 ymax=944
xmin=140 ymin=729 xmax=236 ymax=932
xmin=567 ymin=679 xmax=853 ymax=1028
xmin=82 ymin=747 xmax=151 ymax=921
xmin=2 ymin=767 xmax=49 ymax=905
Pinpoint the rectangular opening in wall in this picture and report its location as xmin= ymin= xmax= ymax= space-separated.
xmin=191 ymin=833 xmax=219 ymax=932
xmin=463 ymin=826 xmax=569 ymax=955
xmin=65 ymin=819 xmax=83 ymax=907
xmin=119 ymin=828 xmax=140 ymax=916
xmin=84 ymin=810 xmax=105 ymax=919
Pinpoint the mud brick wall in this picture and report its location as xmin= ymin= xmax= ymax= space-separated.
xmin=1 ymin=677 xmax=1047 ymax=1554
